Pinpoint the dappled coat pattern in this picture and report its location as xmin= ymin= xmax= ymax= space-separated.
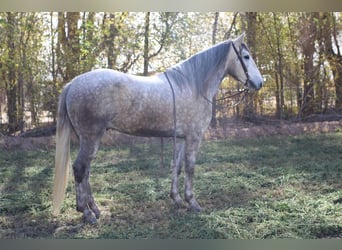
xmin=52 ymin=34 xmax=263 ymax=224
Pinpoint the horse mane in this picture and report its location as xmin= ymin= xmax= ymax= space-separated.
xmin=165 ymin=39 xmax=233 ymax=97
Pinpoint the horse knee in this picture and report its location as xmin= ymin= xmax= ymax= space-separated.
xmin=185 ymin=164 xmax=195 ymax=176
xmin=73 ymin=160 xmax=88 ymax=183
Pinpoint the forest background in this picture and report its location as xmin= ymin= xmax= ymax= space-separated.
xmin=0 ymin=12 xmax=341 ymax=135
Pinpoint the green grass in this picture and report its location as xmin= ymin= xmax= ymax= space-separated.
xmin=1 ymin=132 xmax=342 ymax=238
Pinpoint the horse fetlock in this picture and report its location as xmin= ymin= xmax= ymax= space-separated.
xmin=88 ymin=200 xmax=101 ymax=219
xmin=171 ymin=194 xmax=185 ymax=209
xmin=188 ymin=198 xmax=203 ymax=213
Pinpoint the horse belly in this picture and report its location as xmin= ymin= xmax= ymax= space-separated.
xmin=109 ymin=107 xmax=175 ymax=137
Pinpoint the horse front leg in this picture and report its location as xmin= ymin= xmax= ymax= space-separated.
xmin=184 ymin=135 xmax=203 ymax=212
xmin=73 ymin=137 xmax=101 ymax=224
xmin=170 ymin=140 xmax=185 ymax=208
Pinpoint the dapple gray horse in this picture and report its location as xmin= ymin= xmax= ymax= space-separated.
xmin=52 ymin=34 xmax=263 ymax=224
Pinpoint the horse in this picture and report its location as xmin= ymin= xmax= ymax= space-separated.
xmin=52 ymin=33 xmax=264 ymax=224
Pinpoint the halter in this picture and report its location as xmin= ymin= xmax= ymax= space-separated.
xmin=231 ymin=42 xmax=250 ymax=87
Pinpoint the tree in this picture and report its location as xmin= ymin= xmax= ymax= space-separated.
xmin=0 ymin=12 xmax=48 ymax=133
xmin=103 ymin=13 xmax=119 ymax=69
xmin=55 ymin=12 xmax=82 ymax=83
xmin=65 ymin=12 xmax=81 ymax=82
xmin=1 ymin=12 xmax=342 ymax=134
xmin=320 ymin=12 xmax=342 ymax=110
xmin=142 ymin=12 xmax=178 ymax=75
xmin=19 ymin=13 xmax=47 ymax=128
xmin=143 ymin=12 xmax=151 ymax=76
xmin=80 ymin=12 xmax=100 ymax=73
xmin=285 ymin=12 xmax=304 ymax=117
xmin=4 ymin=12 xmax=18 ymax=133
xmin=49 ymin=12 xmax=59 ymax=122
xmin=210 ymin=12 xmax=219 ymax=128
xmin=299 ymin=13 xmax=319 ymax=116
xmin=101 ymin=12 xmax=142 ymax=72
xmin=243 ymin=12 xmax=259 ymax=120
xmin=272 ymin=12 xmax=286 ymax=119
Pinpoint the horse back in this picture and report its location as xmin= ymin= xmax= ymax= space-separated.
xmin=64 ymin=69 xmax=175 ymax=136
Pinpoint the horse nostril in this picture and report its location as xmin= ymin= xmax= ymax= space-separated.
xmin=253 ymin=81 xmax=263 ymax=91
xmin=256 ymin=80 xmax=264 ymax=90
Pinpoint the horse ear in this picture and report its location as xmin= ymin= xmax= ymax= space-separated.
xmin=233 ymin=33 xmax=245 ymax=48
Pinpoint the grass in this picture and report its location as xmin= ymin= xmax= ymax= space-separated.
xmin=1 ymin=132 xmax=342 ymax=238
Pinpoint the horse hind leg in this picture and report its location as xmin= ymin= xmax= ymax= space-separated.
xmin=73 ymin=135 xmax=102 ymax=224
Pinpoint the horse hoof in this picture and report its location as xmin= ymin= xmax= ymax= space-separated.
xmin=173 ymin=199 xmax=186 ymax=209
xmin=82 ymin=215 xmax=97 ymax=225
xmin=188 ymin=200 xmax=203 ymax=213
xmin=92 ymin=207 xmax=100 ymax=219
xmin=82 ymin=210 xmax=98 ymax=224
xmin=189 ymin=205 xmax=203 ymax=213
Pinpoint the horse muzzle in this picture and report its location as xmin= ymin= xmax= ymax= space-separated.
xmin=247 ymin=77 xmax=263 ymax=91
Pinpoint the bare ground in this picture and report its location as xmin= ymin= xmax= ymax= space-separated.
xmin=1 ymin=120 xmax=341 ymax=151
xmin=204 ymin=120 xmax=342 ymax=140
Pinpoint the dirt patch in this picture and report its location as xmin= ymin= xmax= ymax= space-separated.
xmin=0 ymin=136 xmax=55 ymax=151
xmin=0 ymin=120 xmax=341 ymax=151
xmin=204 ymin=120 xmax=342 ymax=140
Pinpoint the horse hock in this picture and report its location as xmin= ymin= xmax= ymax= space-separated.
xmin=73 ymin=149 xmax=101 ymax=224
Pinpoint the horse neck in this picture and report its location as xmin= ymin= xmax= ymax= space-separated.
xmin=204 ymin=66 xmax=227 ymax=101
xmin=204 ymin=41 xmax=240 ymax=101
xmin=173 ymin=41 xmax=231 ymax=101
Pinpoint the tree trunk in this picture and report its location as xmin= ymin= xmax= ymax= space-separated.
xmin=5 ymin=12 xmax=18 ymax=134
xmin=50 ymin=12 xmax=58 ymax=122
xmin=333 ymin=62 xmax=342 ymax=110
xmin=273 ymin=13 xmax=285 ymax=119
xmin=106 ymin=13 xmax=118 ymax=69
xmin=143 ymin=12 xmax=150 ymax=76
xmin=56 ymin=12 xmax=81 ymax=83
xmin=243 ymin=12 xmax=258 ymax=120
xmin=299 ymin=13 xmax=318 ymax=116
xmin=65 ymin=12 xmax=80 ymax=82
xmin=286 ymin=13 xmax=304 ymax=118
xmin=210 ymin=12 xmax=219 ymax=128
xmin=81 ymin=12 xmax=97 ymax=72
xmin=57 ymin=12 xmax=66 ymax=82
xmin=315 ymin=14 xmax=328 ymax=113
xmin=320 ymin=12 xmax=342 ymax=110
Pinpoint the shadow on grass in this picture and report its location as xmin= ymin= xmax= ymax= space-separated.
xmin=0 ymin=149 xmax=58 ymax=238
xmin=1 ymin=132 xmax=342 ymax=238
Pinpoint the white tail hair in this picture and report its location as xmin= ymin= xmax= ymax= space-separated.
xmin=52 ymin=83 xmax=72 ymax=216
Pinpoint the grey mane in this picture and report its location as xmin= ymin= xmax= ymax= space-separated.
xmin=165 ymin=40 xmax=233 ymax=97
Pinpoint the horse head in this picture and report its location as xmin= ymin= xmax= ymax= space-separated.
xmin=227 ymin=33 xmax=264 ymax=91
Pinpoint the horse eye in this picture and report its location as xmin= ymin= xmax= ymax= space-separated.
xmin=244 ymin=55 xmax=250 ymax=60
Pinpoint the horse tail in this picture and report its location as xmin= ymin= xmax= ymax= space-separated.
xmin=52 ymin=83 xmax=73 ymax=216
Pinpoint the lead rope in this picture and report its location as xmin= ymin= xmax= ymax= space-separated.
xmin=164 ymin=71 xmax=177 ymax=174
xmin=202 ymin=88 xmax=249 ymax=108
